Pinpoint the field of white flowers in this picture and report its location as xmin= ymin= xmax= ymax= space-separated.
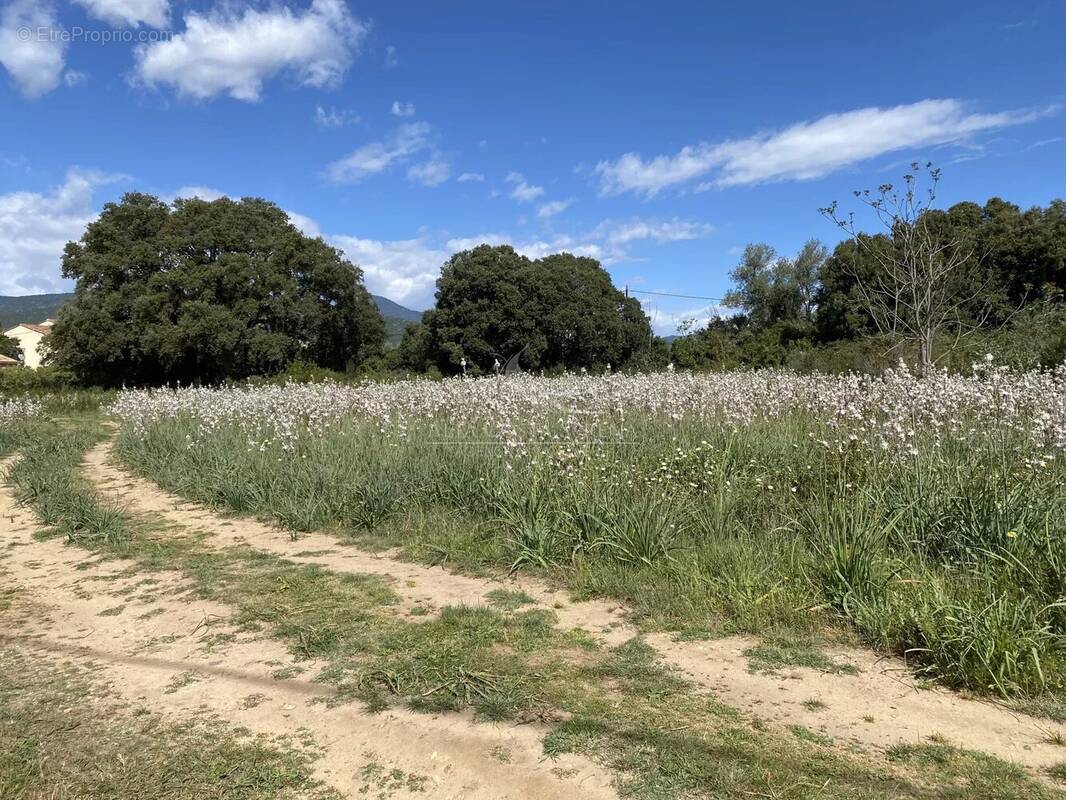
xmin=0 ymin=397 xmax=43 ymax=458
xmin=112 ymin=365 xmax=1066 ymax=700
xmin=0 ymin=397 xmax=41 ymax=425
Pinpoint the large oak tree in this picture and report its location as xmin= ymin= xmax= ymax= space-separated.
xmin=398 ymin=244 xmax=658 ymax=373
xmin=50 ymin=193 xmax=384 ymax=385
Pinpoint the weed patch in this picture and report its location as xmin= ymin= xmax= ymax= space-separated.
xmin=0 ymin=647 xmax=333 ymax=800
xmin=745 ymin=637 xmax=860 ymax=675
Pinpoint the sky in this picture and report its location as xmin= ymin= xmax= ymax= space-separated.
xmin=1 ymin=0 xmax=1064 ymax=334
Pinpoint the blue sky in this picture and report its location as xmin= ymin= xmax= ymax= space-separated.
xmin=1 ymin=0 xmax=1064 ymax=333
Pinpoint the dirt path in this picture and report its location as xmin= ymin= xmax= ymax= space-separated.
xmin=84 ymin=443 xmax=635 ymax=643
xmin=85 ymin=444 xmax=1066 ymax=774
xmin=0 ymin=455 xmax=617 ymax=800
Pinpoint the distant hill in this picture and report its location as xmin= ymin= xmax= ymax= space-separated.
xmin=375 ymin=295 xmax=423 ymax=346
xmin=1 ymin=292 xmax=421 ymax=346
xmin=0 ymin=292 xmax=73 ymax=331
xmin=374 ymin=295 xmax=422 ymax=322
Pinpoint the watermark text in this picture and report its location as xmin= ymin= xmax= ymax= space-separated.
xmin=17 ymin=26 xmax=175 ymax=44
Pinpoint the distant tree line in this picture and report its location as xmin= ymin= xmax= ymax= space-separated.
xmin=38 ymin=173 xmax=1066 ymax=388
xmin=44 ymin=195 xmax=662 ymax=386
xmin=675 ymin=186 xmax=1066 ymax=372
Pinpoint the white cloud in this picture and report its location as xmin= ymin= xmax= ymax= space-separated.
xmin=72 ymin=0 xmax=169 ymax=28
xmin=407 ymin=158 xmax=450 ymax=187
xmin=593 ymin=217 xmax=714 ymax=247
xmin=331 ymin=234 xmax=447 ymax=307
xmin=314 ymin=105 xmax=358 ymax=128
xmin=384 ymin=45 xmax=398 ymax=68
xmin=134 ymin=0 xmax=367 ymax=102
xmin=511 ymin=183 xmax=543 ymax=202
xmin=171 ymin=185 xmax=226 ymax=201
xmin=505 ymin=171 xmax=544 ymax=202
xmin=63 ymin=69 xmax=89 ymax=87
xmin=596 ymin=146 xmax=711 ymax=198
xmin=278 ymin=212 xmax=714 ymax=310
xmin=645 ymin=304 xmax=723 ymax=336
xmin=515 ymin=238 xmax=604 ymax=261
xmin=446 ymin=215 xmax=712 ymax=266
xmin=325 ymin=122 xmax=431 ymax=183
xmin=0 ymin=153 xmax=30 ymax=171
xmin=537 ymin=199 xmax=572 ymax=219
xmin=596 ymin=99 xmax=1054 ymax=196
xmin=391 ymin=100 xmax=415 ymax=117
xmin=457 ymin=172 xmax=484 ymax=183
xmin=1025 ymin=137 xmax=1066 ymax=151
xmin=285 ymin=209 xmax=323 ymax=238
xmin=0 ymin=169 xmax=125 ymax=295
xmin=442 ymin=233 xmax=583 ymax=260
xmin=0 ymin=0 xmax=66 ymax=99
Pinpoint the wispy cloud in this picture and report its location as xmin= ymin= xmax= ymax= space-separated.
xmin=326 ymin=122 xmax=432 ymax=183
xmin=391 ymin=100 xmax=416 ymax=117
xmin=457 ymin=172 xmax=484 ymax=183
xmin=595 ymin=99 xmax=1057 ymax=196
xmin=447 ymin=216 xmax=712 ymax=267
xmin=592 ymin=217 xmax=713 ymax=247
xmin=407 ymin=158 xmax=450 ymax=187
xmin=537 ymin=199 xmax=573 ymax=219
xmin=73 ymin=0 xmax=169 ymax=28
xmin=170 ymin=185 xmax=226 ymax=201
xmin=314 ymin=105 xmax=359 ymax=128
xmin=644 ymin=303 xmax=724 ymax=336
xmin=63 ymin=69 xmax=89 ymax=87
xmin=286 ymin=212 xmax=714 ymax=310
xmin=1025 ymin=136 xmax=1066 ymax=151
xmin=505 ymin=171 xmax=544 ymax=202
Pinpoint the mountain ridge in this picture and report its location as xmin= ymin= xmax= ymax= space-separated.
xmin=1 ymin=292 xmax=422 ymax=345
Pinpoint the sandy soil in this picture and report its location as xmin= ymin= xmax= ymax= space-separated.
xmin=0 ymin=454 xmax=617 ymax=800
xmin=80 ymin=441 xmax=1066 ymax=776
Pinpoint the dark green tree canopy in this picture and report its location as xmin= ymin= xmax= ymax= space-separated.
xmin=0 ymin=333 xmax=19 ymax=360
xmin=674 ymin=193 xmax=1066 ymax=372
xmin=399 ymin=244 xmax=657 ymax=373
xmin=50 ymin=193 xmax=385 ymax=385
xmin=815 ymin=197 xmax=1066 ymax=344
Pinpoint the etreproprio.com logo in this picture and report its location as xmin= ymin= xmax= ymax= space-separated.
xmin=16 ymin=26 xmax=175 ymax=44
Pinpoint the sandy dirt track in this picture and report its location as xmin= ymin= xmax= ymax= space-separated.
xmin=0 ymin=454 xmax=616 ymax=800
xmin=81 ymin=441 xmax=1066 ymax=775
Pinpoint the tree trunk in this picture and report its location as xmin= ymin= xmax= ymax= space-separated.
xmin=920 ymin=328 xmax=935 ymax=375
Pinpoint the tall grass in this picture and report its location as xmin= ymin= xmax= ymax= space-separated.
xmin=10 ymin=409 xmax=1063 ymax=798
xmin=115 ymin=394 xmax=1066 ymax=699
xmin=8 ymin=424 xmax=130 ymax=549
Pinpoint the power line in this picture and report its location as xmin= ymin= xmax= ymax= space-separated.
xmin=625 ymin=287 xmax=727 ymax=303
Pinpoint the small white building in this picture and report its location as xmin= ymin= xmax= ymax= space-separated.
xmin=3 ymin=320 xmax=54 ymax=369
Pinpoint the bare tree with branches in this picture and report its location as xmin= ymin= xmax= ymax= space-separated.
xmin=821 ymin=162 xmax=994 ymax=373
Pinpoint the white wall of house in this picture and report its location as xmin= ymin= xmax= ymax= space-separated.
xmin=3 ymin=324 xmax=50 ymax=369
